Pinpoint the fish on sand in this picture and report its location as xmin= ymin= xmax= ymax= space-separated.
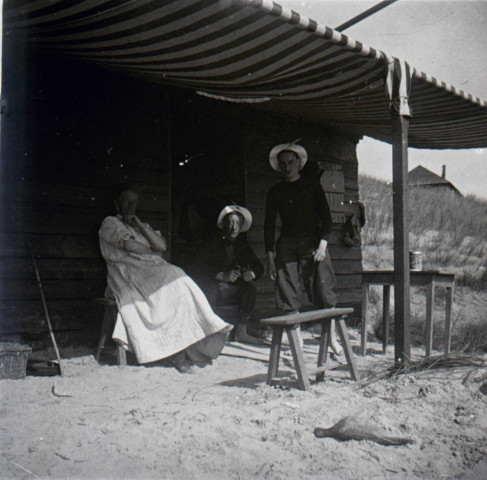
xmin=314 ymin=415 xmax=414 ymax=446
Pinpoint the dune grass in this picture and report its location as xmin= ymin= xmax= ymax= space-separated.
xmin=359 ymin=175 xmax=487 ymax=352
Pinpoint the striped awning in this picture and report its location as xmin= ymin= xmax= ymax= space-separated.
xmin=4 ymin=0 xmax=487 ymax=149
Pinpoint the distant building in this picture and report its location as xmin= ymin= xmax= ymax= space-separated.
xmin=408 ymin=165 xmax=462 ymax=196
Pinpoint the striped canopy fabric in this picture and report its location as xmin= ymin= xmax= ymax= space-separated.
xmin=4 ymin=0 xmax=487 ymax=149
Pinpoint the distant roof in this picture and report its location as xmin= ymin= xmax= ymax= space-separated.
xmin=408 ymin=166 xmax=462 ymax=194
xmin=4 ymin=0 xmax=487 ymax=149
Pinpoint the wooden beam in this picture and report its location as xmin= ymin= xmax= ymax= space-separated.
xmin=392 ymin=113 xmax=411 ymax=364
xmin=335 ymin=0 xmax=399 ymax=32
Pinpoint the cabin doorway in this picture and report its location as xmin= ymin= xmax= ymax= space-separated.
xmin=171 ymin=102 xmax=246 ymax=269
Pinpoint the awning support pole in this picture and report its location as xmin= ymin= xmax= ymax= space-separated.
xmin=392 ymin=112 xmax=411 ymax=365
xmin=335 ymin=0 xmax=399 ymax=32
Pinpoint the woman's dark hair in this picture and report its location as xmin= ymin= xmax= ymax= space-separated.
xmin=113 ymin=181 xmax=140 ymax=200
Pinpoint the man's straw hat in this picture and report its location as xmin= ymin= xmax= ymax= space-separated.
xmin=217 ymin=205 xmax=252 ymax=232
xmin=269 ymin=141 xmax=308 ymax=172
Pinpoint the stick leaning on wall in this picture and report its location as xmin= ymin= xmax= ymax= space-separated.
xmin=28 ymin=244 xmax=64 ymax=376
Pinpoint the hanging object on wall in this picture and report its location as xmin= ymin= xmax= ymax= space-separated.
xmin=319 ymin=163 xmax=345 ymax=224
xmin=342 ymin=202 xmax=366 ymax=247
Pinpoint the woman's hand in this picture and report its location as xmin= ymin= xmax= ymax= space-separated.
xmin=122 ymin=214 xmax=132 ymax=225
xmin=313 ymin=239 xmax=328 ymax=262
xmin=124 ymin=215 xmax=167 ymax=253
xmin=266 ymin=251 xmax=277 ymax=280
xmin=123 ymin=214 xmax=143 ymax=228
xmin=132 ymin=215 xmax=145 ymax=229
xmin=122 ymin=214 xmax=134 ymax=225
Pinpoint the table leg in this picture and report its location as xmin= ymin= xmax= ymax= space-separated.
xmin=286 ymin=326 xmax=310 ymax=391
xmin=337 ymin=317 xmax=360 ymax=381
xmin=360 ymin=284 xmax=369 ymax=356
xmin=383 ymin=285 xmax=391 ymax=354
xmin=445 ymin=285 xmax=454 ymax=355
xmin=316 ymin=319 xmax=331 ymax=382
xmin=266 ymin=326 xmax=283 ymax=385
xmin=425 ymin=281 xmax=435 ymax=357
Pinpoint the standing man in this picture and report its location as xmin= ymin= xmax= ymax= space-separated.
xmin=195 ymin=205 xmax=265 ymax=345
xmin=265 ymin=142 xmax=342 ymax=354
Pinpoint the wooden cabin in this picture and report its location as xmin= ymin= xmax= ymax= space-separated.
xmin=3 ymin=0 xmax=485 ymax=356
xmin=408 ymin=165 xmax=462 ymax=196
xmin=0 ymin=45 xmax=364 ymax=343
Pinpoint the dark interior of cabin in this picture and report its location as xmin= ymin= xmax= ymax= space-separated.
xmin=171 ymin=103 xmax=246 ymax=269
xmin=1 ymin=39 xmax=364 ymax=349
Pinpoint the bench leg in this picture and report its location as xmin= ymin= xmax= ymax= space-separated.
xmin=336 ymin=317 xmax=360 ymax=381
xmin=266 ymin=326 xmax=283 ymax=385
xmin=444 ymin=285 xmax=453 ymax=355
xmin=360 ymin=284 xmax=369 ymax=356
xmin=316 ymin=320 xmax=331 ymax=382
xmin=286 ymin=326 xmax=310 ymax=391
xmin=383 ymin=285 xmax=391 ymax=354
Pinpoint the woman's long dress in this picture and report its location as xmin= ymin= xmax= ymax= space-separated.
xmin=99 ymin=216 xmax=231 ymax=364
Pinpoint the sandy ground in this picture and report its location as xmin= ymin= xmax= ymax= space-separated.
xmin=1 ymin=330 xmax=486 ymax=480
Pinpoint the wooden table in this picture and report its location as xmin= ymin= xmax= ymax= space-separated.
xmin=360 ymin=271 xmax=454 ymax=357
xmin=261 ymin=308 xmax=359 ymax=391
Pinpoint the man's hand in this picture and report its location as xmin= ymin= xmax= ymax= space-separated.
xmin=266 ymin=251 xmax=277 ymax=280
xmin=313 ymin=239 xmax=328 ymax=262
xmin=222 ymin=270 xmax=241 ymax=283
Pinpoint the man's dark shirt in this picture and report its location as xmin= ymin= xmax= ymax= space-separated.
xmin=264 ymin=176 xmax=333 ymax=253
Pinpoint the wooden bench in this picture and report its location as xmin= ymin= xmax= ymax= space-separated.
xmin=92 ymin=298 xmax=127 ymax=366
xmin=260 ymin=308 xmax=359 ymax=391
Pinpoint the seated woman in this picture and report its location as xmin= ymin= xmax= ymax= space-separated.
xmin=98 ymin=184 xmax=232 ymax=372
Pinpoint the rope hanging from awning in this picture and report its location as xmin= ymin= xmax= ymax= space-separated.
xmin=385 ymin=56 xmax=413 ymax=118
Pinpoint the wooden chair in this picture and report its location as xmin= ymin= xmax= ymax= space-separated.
xmin=92 ymin=298 xmax=127 ymax=366
xmin=260 ymin=308 xmax=359 ymax=391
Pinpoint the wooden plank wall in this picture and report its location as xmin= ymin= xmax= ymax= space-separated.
xmin=0 ymin=45 xmax=172 ymax=338
xmin=1 ymin=44 xmax=364 ymax=338
xmin=242 ymin=114 xmax=363 ymax=320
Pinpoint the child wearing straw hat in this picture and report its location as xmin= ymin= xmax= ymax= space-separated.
xmin=195 ymin=205 xmax=266 ymax=345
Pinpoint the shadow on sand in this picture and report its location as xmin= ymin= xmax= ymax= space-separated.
xmin=352 ymin=345 xmax=384 ymax=356
xmin=218 ymin=371 xmax=300 ymax=390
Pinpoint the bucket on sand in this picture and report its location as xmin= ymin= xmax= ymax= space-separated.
xmin=409 ymin=251 xmax=423 ymax=271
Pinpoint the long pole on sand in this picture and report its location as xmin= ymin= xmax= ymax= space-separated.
xmin=29 ymin=244 xmax=64 ymax=376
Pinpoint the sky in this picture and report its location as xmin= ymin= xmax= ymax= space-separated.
xmin=280 ymin=0 xmax=487 ymax=199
